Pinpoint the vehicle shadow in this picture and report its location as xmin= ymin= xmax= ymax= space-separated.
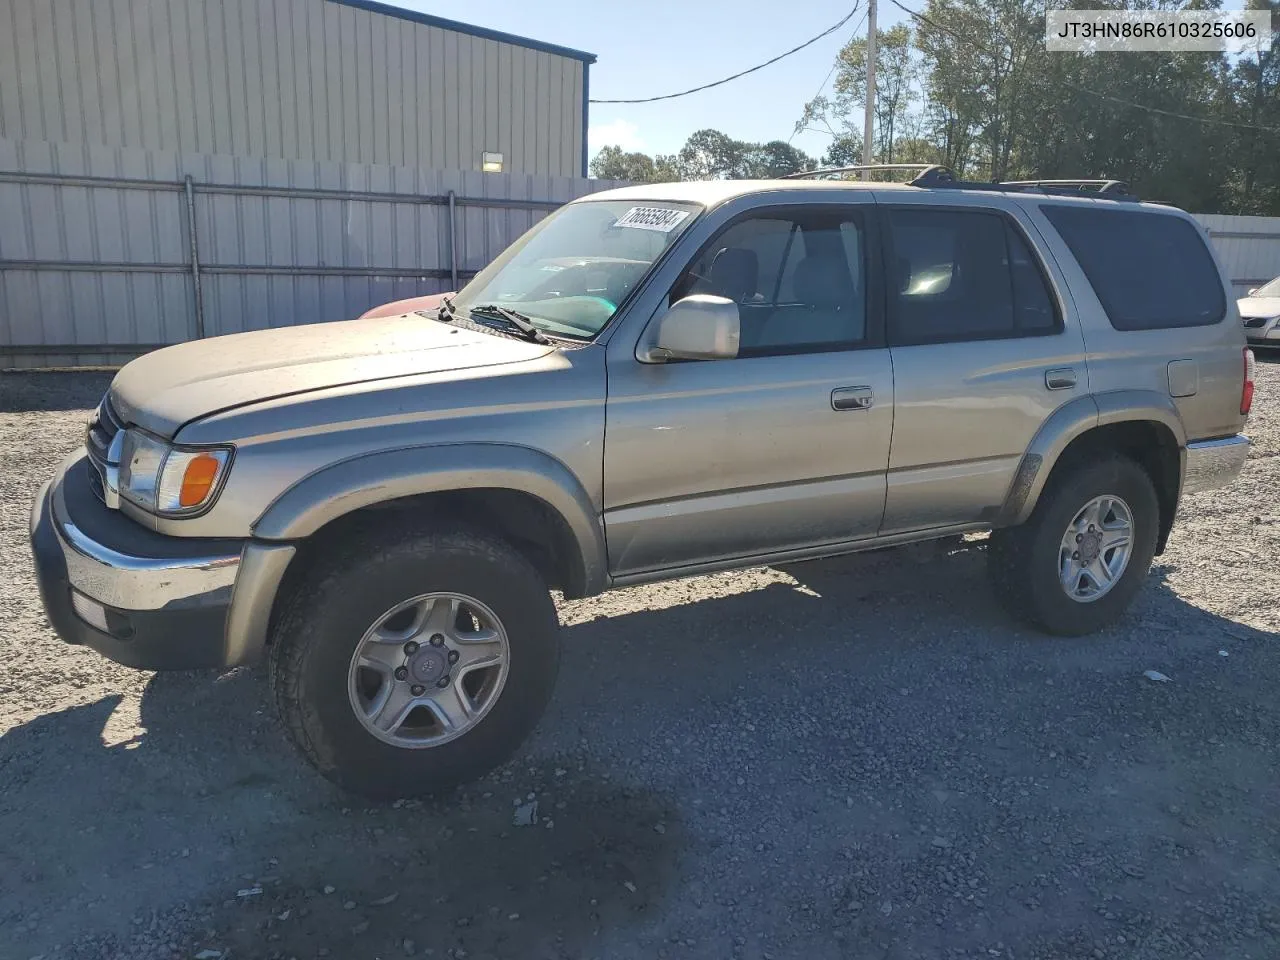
xmin=1 ymin=538 xmax=1275 ymax=959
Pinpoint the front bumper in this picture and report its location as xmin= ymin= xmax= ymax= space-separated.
xmin=1243 ymin=317 xmax=1280 ymax=345
xmin=1183 ymin=435 xmax=1250 ymax=495
xmin=30 ymin=454 xmax=293 ymax=670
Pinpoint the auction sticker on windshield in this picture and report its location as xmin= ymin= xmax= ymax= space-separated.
xmin=614 ymin=207 xmax=690 ymax=232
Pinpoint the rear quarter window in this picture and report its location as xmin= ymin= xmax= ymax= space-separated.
xmin=1040 ymin=205 xmax=1226 ymax=331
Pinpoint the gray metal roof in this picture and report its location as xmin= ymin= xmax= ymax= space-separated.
xmin=330 ymin=0 xmax=597 ymax=63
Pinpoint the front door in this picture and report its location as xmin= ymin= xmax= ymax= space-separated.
xmin=603 ymin=202 xmax=894 ymax=577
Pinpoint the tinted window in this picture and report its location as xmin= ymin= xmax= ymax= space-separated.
xmin=1008 ymin=224 xmax=1058 ymax=331
xmin=885 ymin=208 xmax=1059 ymax=345
xmin=672 ymin=210 xmax=869 ymax=356
xmin=1041 ymin=205 xmax=1226 ymax=331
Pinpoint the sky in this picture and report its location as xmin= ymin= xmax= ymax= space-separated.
xmin=400 ymin=0 xmax=912 ymax=165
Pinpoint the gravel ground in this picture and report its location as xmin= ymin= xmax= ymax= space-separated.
xmin=2 ymin=365 xmax=1279 ymax=960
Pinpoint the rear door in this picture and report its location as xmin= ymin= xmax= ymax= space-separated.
xmin=878 ymin=194 xmax=1088 ymax=534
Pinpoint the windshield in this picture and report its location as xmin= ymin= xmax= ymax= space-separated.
xmin=1252 ymin=276 xmax=1280 ymax=298
xmin=449 ymin=199 xmax=701 ymax=338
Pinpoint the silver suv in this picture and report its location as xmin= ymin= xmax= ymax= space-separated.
xmin=31 ymin=167 xmax=1253 ymax=799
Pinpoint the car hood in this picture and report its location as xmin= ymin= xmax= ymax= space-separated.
xmin=1238 ymin=296 xmax=1280 ymax=319
xmin=110 ymin=314 xmax=553 ymax=438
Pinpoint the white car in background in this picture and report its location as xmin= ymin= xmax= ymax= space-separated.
xmin=1239 ymin=276 xmax=1280 ymax=348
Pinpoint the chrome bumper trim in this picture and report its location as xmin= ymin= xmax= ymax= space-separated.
xmin=50 ymin=458 xmax=242 ymax=611
xmin=1183 ymin=435 xmax=1250 ymax=495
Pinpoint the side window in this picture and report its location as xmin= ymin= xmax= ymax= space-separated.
xmin=885 ymin=208 xmax=1060 ymax=345
xmin=1007 ymin=223 xmax=1058 ymax=331
xmin=839 ymin=221 xmax=863 ymax=293
xmin=672 ymin=217 xmax=792 ymax=306
xmin=670 ymin=209 xmax=870 ymax=357
xmin=776 ymin=226 xmax=806 ymax=303
xmin=1040 ymin=205 xmax=1226 ymax=331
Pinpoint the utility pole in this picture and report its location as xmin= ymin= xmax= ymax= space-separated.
xmin=862 ymin=0 xmax=877 ymax=180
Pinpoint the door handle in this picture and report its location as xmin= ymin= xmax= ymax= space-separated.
xmin=832 ymin=386 xmax=874 ymax=411
xmin=1045 ymin=367 xmax=1077 ymax=391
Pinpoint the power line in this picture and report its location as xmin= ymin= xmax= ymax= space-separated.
xmin=887 ymin=0 xmax=1011 ymax=65
xmin=1064 ymin=82 xmax=1280 ymax=135
xmin=589 ymin=5 xmax=861 ymax=104
xmin=789 ymin=8 xmax=870 ymax=144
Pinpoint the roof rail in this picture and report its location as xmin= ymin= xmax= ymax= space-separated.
xmin=998 ymin=178 xmax=1134 ymax=197
xmin=783 ymin=164 xmax=950 ymax=181
xmin=780 ymin=166 xmax=1140 ymax=201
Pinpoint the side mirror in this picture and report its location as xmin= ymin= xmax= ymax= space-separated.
xmin=649 ymin=295 xmax=740 ymax=361
xmin=1248 ymin=287 xmax=1259 ymax=297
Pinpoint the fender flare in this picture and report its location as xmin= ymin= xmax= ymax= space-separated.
xmin=252 ymin=443 xmax=608 ymax=597
xmin=1002 ymin=390 xmax=1187 ymax=526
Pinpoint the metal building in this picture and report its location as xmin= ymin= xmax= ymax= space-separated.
xmin=0 ymin=0 xmax=594 ymax=177
xmin=0 ymin=0 xmax=613 ymax=367
xmin=1196 ymin=215 xmax=1280 ymax=298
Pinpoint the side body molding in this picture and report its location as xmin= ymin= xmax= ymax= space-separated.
xmin=1001 ymin=390 xmax=1188 ymax=526
xmin=252 ymin=443 xmax=609 ymax=597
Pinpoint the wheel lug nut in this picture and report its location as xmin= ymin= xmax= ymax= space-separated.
xmin=394 ymin=666 xmax=408 ymax=681
xmin=437 ymin=676 xmax=451 ymax=688
xmin=429 ymin=634 xmax=445 ymax=647
xmin=1072 ymin=551 xmax=1080 ymax=560
xmin=410 ymin=684 xmax=425 ymax=696
xmin=448 ymin=650 xmax=459 ymax=665
xmin=1075 ymin=534 xmax=1083 ymax=543
xmin=404 ymin=641 xmax=419 ymax=654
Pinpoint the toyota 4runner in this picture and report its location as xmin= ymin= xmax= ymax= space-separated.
xmin=31 ymin=167 xmax=1253 ymax=799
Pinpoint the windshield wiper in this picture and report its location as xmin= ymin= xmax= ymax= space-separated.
xmin=468 ymin=304 xmax=551 ymax=344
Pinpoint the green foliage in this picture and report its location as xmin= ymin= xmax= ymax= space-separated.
xmin=806 ymin=0 xmax=1280 ymax=212
xmin=590 ymin=129 xmax=814 ymax=183
xmin=590 ymin=0 xmax=1279 ymax=213
xmin=589 ymin=146 xmax=679 ymax=183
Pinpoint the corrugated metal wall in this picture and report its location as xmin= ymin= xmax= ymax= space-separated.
xmin=1195 ymin=214 xmax=1280 ymax=298
xmin=0 ymin=137 xmax=627 ymax=368
xmin=0 ymin=0 xmax=587 ymax=177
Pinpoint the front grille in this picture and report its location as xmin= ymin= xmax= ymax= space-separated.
xmin=85 ymin=395 xmax=123 ymax=504
xmin=1243 ymin=317 xmax=1269 ymax=329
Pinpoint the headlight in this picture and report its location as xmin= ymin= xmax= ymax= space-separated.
xmin=118 ymin=429 xmax=233 ymax=516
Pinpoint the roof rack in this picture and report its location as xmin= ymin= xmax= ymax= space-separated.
xmin=998 ymin=179 xmax=1134 ymax=197
xmin=783 ymin=164 xmax=952 ymax=182
xmin=781 ymin=164 xmax=1139 ymax=201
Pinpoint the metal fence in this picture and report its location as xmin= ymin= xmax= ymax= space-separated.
xmin=0 ymin=137 xmax=625 ymax=367
xmin=4 ymin=139 xmax=1279 ymax=369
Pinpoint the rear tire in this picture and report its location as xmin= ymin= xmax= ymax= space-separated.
xmin=988 ymin=456 xmax=1159 ymax=636
xmin=268 ymin=523 xmax=560 ymax=800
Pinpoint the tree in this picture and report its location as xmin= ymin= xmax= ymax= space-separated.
xmin=1220 ymin=0 xmax=1280 ymax=213
xmin=589 ymin=145 xmax=677 ymax=183
xmin=741 ymin=140 xmax=815 ymax=178
xmin=797 ymin=25 xmax=923 ymax=164
xmin=821 ymin=135 xmax=862 ymax=168
xmin=910 ymin=0 xmax=1051 ymax=181
xmin=590 ymin=130 xmax=812 ymax=182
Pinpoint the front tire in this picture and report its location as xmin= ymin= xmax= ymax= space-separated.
xmin=268 ymin=524 xmax=560 ymax=800
xmin=988 ymin=456 xmax=1160 ymax=636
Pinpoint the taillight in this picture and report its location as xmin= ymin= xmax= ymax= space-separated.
xmin=1242 ymin=347 xmax=1255 ymax=416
